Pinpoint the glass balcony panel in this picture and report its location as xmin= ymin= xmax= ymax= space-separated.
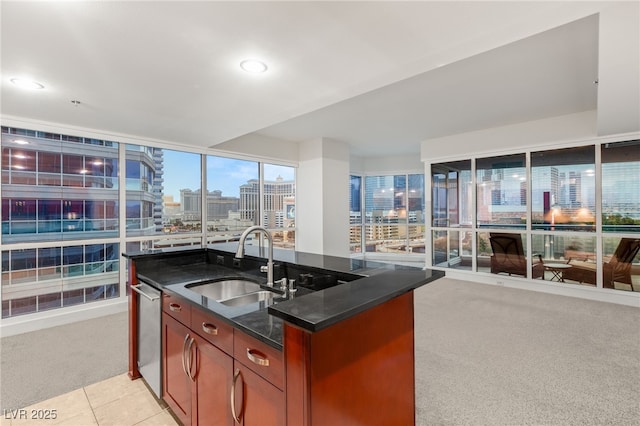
xmin=350 ymin=225 xmax=362 ymax=253
xmin=38 ymin=292 xmax=62 ymax=312
xmin=532 ymin=234 xmax=596 ymax=286
xmin=408 ymin=225 xmax=426 ymax=254
xmin=365 ymin=225 xmax=405 ymax=252
xmin=602 ymin=236 xmax=640 ymax=291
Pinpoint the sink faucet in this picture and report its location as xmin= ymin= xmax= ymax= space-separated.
xmin=235 ymin=225 xmax=274 ymax=287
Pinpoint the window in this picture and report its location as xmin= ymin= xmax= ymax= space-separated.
xmin=1 ymin=126 xmax=121 ymax=318
xmin=263 ymin=164 xmax=296 ymax=249
xmin=205 ymin=156 xmax=259 ymax=242
xmin=363 ymin=174 xmax=425 ymax=256
xmin=431 ymin=161 xmax=472 ymax=269
xmin=1 ymin=243 xmax=119 ymax=318
xmin=430 ymin=140 xmax=638 ymax=292
xmin=1 ymin=128 xmax=119 ymax=244
xmin=204 ymin=158 xmax=296 ymax=249
xmin=531 ymin=146 xmax=596 ymax=231
xmin=601 ymin=140 xmax=640 ymax=233
xmin=476 ymin=154 xmax=526 ymax=229
xmin=350 ymin=175 xmax=362 ymax=253
xmin=126 ymin=146 xmax=201 ymax=236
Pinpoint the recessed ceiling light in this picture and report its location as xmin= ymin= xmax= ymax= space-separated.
xmin=10 ymin=78 xmax=45 ymax=90
xmin=13 ymin=139 xmax=29 ymax=145
xmin=240 ymin=59 xmax=268 ymax=74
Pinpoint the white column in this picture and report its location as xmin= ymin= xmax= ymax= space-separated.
xmin=297 ymin=138 xmax=350 ymax=257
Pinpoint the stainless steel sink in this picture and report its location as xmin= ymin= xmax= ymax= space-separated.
xmin=186 ymin=279 xmax=262 ymax=301
xmin=219 ymin=290 xmax=276 ymax=307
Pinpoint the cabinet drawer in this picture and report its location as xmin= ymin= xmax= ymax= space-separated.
xmin=162 ymin=293 xmax=191 ymax=325
xmin=234 ymin=330 xmax=284 ymax=390
xmin=191 ymin=307 xmax=234 ymax=355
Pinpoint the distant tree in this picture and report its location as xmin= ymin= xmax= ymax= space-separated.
xmin=603 ymin=214 xmax=639 ymax=225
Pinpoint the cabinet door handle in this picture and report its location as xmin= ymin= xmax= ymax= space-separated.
xmin=169 ymin=303 xmax=182 ymax=312
xmin=246 ymin=348 xmax=270 ymax=367
xmin=201 ymin=322 xmax=218 ymax=335
xmin=231 ymin=368 xmax=244 ymax=424
xmin=181 ymin=334 xmax=190 ymax=377
xmin=186 ymin=337 xmax=196 ymax=381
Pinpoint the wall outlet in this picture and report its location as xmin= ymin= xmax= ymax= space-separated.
xmin=216 ymin=255 xmax=225 ymax=265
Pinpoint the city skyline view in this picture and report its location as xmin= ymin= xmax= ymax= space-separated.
xmin=163 ymin=151 xmax=295 ymax=200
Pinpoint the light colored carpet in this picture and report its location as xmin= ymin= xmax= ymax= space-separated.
xmin=414 ymin=278 xmax=640 ymax=425
xmin=1 ymin=279 xmax=639 ymax=425
xmin=0 ymin=312 xmax=128 ymax=411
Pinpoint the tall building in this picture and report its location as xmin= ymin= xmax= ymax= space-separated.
xmin=1 ymin=127 xmax=120 ymax=318
xmin=239 ymin=176 xmax=295 ymax=228
xmin=207 ymin=190 xmax=240 ymax=221
xmin=180 ymin=189 xmax=201 ymax=222
xmin=239 ymin=179 xmax=259 ymax=225
xmin=152 ymin=149 xmax=164 ymax=232
xmin=1 ymin=127 xmax=119 ymax=244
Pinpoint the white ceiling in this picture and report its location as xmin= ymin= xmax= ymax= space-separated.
xmin=1 ymin=1 xmax=599 ymax=158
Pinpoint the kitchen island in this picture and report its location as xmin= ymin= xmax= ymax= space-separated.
xmin=124 ymin=244 xmax=444 ymax=426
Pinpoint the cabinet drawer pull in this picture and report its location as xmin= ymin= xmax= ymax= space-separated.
xmin=186 ymin=337 xmax=196 ymax=381
xmin=181 ymin=334 xmax=190 ymax=377
xmin=246 ymin=349 xmax=269 ymax=367
xmin=231 ymin=368 xmax=243 ymax=423
xmin=169 ymin=303 xmax=182 ymax=312
xmin=201 ymin=322 xmax=218 ymax=335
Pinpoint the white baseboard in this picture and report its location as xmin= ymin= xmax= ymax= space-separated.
xmin=444 ymin=269 xmax=640 ymax=308
xmin=0 ymin=299 xmax=128 ymax=338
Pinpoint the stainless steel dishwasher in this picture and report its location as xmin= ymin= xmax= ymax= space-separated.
xmin=131 ymin=280 xmax=162 ymax=398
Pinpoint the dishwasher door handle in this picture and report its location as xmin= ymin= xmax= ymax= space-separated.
xmin=131 ymin=284 xmax=161 ymax=301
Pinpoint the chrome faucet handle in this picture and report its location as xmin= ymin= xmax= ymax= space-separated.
xmin=275 ymin=277 xmax=288 ymax=291
xmin=260 ymin=265 xmax=269 ymax=273
xmin=288 ymin=279 xmax=297 ymax=293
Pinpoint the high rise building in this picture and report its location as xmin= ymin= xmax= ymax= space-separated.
xmin=239 ymin=176 xmax=295 ymax=228
xmin=152 ymin=149 xmax=164 ymax=232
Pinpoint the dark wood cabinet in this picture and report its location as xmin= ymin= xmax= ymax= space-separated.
xmin=192 ymin=333 xmax=234 ymax=426
xmin=284 ymin=291 xmax=416 ymax=426
xmin=129 ymin=250 xmax=434 ymax=426
xmin=162 ymin=313 xmax=192 ymax=426
xmin=232 ymin=362 xmax=284 ymax=426
xmin=162 ymin=295 xmax=284 ymax=426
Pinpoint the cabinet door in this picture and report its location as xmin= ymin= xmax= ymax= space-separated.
xmin=162 ymin=313 xmax=192 ymax=426
xmin=232 ymin=362 xmax=284 ymax=426
xmin=192 ymin=334 xmax=234 ymax=426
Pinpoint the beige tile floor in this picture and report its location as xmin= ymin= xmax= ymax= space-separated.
xmin=1 ymin=374 xmax=178 ymax=426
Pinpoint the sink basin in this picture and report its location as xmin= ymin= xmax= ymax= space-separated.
xmin=219 ymin=290 xmax=276 ymax=307
xmin=186 ymin=278 xmax=262 ymax=301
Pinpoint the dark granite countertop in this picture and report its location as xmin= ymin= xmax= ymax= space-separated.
xmin=123 ymin=245 xmax=444 ymax=349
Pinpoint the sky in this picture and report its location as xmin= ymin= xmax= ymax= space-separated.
xmin=162 ymin=149 xmax=295 ymax=199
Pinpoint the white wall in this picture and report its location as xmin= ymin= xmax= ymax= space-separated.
xmin=351 ymin=154 xmax=424 ymax=175
xmin=297 ymin=138 xmax=350 ymax=256
xmin=212 ymin=133 xmax=299 ymax=164
xmin=420 ymin=1 xmax=640 ymax=160
xmin=420 ymin=110 xmax=597 ymax=161
xmin=597 ymin=1 xmax=640 ymax=136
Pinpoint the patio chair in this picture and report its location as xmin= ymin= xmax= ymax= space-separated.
xmin=602 ymin=238 xmax=640 ymax=289
xmin=489 ymin=233 xmax=544 ymax=279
